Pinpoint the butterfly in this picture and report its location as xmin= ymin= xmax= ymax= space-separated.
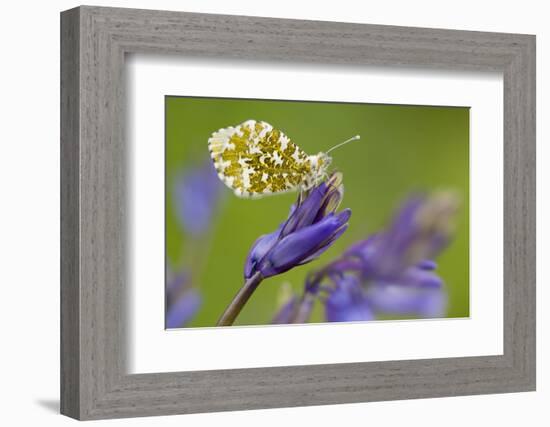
xmin=208 ymin=119 xmax=360 ymax=198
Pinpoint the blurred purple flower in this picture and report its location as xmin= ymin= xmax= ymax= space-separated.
xmin=325 ymin=275 xmax=374 ymax=322
xmin=166 ymin=288 xmax=202 ymax=329
xmin=347 ymin=193 xmax=458 ymax=280
xmin=365 ymin=276 xmax=447 ymax=318
xmin=166 ymin=269 xmax=189 ymax=307
xmin=309 ymin=192 xmax=458 ymax=322
xmin=272 ymin=295 xmax=299 ymax=324
xmin=271 ymin=290 xmax=316 ymax=324
xmin=166 ymin=267 xmax=201 ymax=328
xmin=173 ymin=161 xmax=224 ymax=237
xmin=363 ymin=262 xmax=447 ymax=317
xmin=244 ymin=173 xmax=351 ymax=280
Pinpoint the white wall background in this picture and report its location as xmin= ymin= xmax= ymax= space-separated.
xmin=0 ymin=0 xmax=546 ymax=425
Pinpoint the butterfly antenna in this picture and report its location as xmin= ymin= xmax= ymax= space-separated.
xmin=326 ymin=135 xmax=361 ymax=154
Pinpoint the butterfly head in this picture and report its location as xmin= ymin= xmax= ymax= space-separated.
xmin=304 ymin=134 xmax=361 ymax=189
xmin=306 ymin=152 xmax=332 ymax=189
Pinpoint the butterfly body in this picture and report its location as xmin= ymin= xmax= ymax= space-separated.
xmin=208 ymin=120 xmax=331 ymax=198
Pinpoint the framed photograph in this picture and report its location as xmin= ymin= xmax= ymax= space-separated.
xmin=163 ymin=95 xmax=469 ymax=330
xmin=60 ymin=6 xmax=536 ymax=420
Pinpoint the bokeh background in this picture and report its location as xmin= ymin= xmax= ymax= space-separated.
xmin=165 ymin=96 xmax=469 ymax=328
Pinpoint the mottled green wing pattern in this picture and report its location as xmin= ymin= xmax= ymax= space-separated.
xmin=208 ymin=120 xmax=314 ymax=198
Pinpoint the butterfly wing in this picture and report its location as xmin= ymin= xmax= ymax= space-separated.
xmin=208 ymin=120 xmax=314 ymax=198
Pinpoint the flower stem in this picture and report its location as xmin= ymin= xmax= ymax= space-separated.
xmin=217 ymin=272 xmax=263 ymax=326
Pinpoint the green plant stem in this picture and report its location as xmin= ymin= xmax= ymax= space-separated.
xmin=217 ymin=272 xmax=263 ymax=326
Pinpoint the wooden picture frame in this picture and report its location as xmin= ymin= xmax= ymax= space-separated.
xmin=60 ymin=5 xmax=536 ymax=420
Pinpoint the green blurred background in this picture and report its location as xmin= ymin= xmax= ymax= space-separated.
xmin=165 ymin=96 xmax=470 ymax=327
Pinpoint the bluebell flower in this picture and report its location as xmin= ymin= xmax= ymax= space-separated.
xmin=244 ymin=173 xmax=351 ymax=279
xmin=310 ymin=192 xmax=458 ymax=322
xmin=166 ymin=288 xmax=202 ymax=328
xmin=173 ymin=161 xmax=224 ymax=237
xmin=168 ymin=161 xmax=223 ymax=327
xmin=218 ymin=173 xmax=351 ymax=326
xmin=166 ymin=269 xmax=189 ymax=306
xmin=272 ymin=291 xmax=317 ymax=324
xmin=325 ymin=275 xmax=374 ymax=322
xmin=272 ymin=294 xmax=299 ymax=324
xmin=364 ymin=265 xmax=447 ymax=317
xmin=347 ymin=193 xmax=457 ymax=280
xmin=165 ymin=267 xmax=201 ymax=328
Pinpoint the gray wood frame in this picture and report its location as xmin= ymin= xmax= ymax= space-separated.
xmin=60 ymin=5 xmax=536 ymax=420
